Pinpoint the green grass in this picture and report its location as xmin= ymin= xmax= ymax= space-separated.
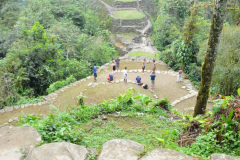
xmin=113 ymin=10 xmax=145 ymax=19
xmin=80 ymin=115 xmax=181 ymax=151
xmin=128 ymin=51 xmax=159 ymax=59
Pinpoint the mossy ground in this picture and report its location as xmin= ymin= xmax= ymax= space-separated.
xmin=118 ymin=32 xmax=137 ymax=42
xmin=113 ymin=10 xmax=145 ymax=19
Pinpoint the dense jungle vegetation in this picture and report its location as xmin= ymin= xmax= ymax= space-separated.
xmin=151 ymin=0 xmax=240 ymax=95
xmin=0 ymin=0 xmax=117 ymax=108
xmin=0 ymin=0 xmax=239 ymax=108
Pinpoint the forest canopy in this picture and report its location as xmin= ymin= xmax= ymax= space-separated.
xmin=0 ymin=0 xmax=117 ymax=108
xmin=152 ymin=0 xmax=240 ymax=96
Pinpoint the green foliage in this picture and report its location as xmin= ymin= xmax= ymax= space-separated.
xmin=183 ymin=122 xmax=240 ymax=157
xmin=134 ymin=94 xmax=153 ymax=106
xmin=0 ymin=1 xmax=24 ymax=28
xmin=153 ymin=0 xmax=239 ymax=94
xmin=177 ymin=40 xmax=199 ymax=65
xmin=155 ymin=0 xmax=191 ymax=23
xmin=0 ymin=1 xmax=24 ymax=58
xmin=198 ymin=26 xmax=240 ymax=95
xmin=159 ymin=39 xmax=181 ymax=71
xmin=77 ymin=95 xmax=86 ymax=106
xmin=212 ymin=104 xmax=221 ymax=114
xmin=50 ymin=0 xmax=85 ymax=28
xmin=181 ymin=95 xmax=240 ymax=158
xmin=19 ymin=90 xmax=173 ymax=144
xmin=0 ymin=70 xmax=19 ymax=108
xmin=18 ymin=90 xmax=240 ymax=158
xmin=152 ymin=15 xmax=180 ymax=51
xmin=0 ymin=0 xmax=117 ymax=107
xmin=47 ymin=75 xmax=76 ymax=94
xmin=19 ymin=91 xmax=180 ymax=151
xmin=17 ymin=0 xmax=56 ymax=29
xmin=19 ymin=113 xmax=83 ymax=144
xmin=13 ymin=96 xmax=43 ymax=106
xmin=153 ymin=98 xmax=172 ymax=110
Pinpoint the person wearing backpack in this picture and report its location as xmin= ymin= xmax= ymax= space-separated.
xmin=150 ymin=71 xmax=156 ymax=89
xmin=93 ymin=63 xmax=97 ymax=82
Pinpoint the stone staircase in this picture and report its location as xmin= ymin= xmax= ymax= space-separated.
xmin=114 ymin=1 xmax=138 ymax=8
xmin=98 ymin=0 xmax=154 ymax=54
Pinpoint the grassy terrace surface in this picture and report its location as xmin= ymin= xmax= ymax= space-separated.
xmin=128 ymin=51 xmax=159 ymax=59
xmin=113 ymin=10 xmax=145 ymax=19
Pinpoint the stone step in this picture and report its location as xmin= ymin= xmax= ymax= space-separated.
xmin=121 ymin=25 xmax=144 ymax=28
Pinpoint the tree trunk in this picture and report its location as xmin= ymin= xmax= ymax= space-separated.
xmin=194 ymin=0 xmax=198 ymax=6
xmin=193 ymin=0 xmax=228 ymax=117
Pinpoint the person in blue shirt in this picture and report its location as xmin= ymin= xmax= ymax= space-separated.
xmin=106 ymin=73 xmax=113 ymax=82
xmin=150 ymin=71 xmax=156 ymax=89
xmin=136 ymin=76 xmax=142 ymax=85
xmin=93 ymin=63 xmax=97 ymax=82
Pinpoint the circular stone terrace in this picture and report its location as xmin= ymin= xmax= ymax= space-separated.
xmin=113 ymin=10 xmax=145 ymax=19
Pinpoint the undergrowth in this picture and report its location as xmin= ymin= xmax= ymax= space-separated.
xmin=46 ymin=75 xmax=77 ymax=94
xmin=178 ymin=90 xmax=240 ymax=158
xmin=19 ymin=88 xmax=240 ymax=159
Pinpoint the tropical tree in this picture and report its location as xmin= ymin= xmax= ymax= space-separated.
xmin=194 ymin=0 xmax=228 ymax=116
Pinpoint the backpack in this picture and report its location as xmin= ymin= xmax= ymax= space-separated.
xmin=143 ymin=84 xmax=148 ymax=89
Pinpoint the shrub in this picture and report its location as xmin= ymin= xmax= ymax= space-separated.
xmin=19 ymin=113 xmax=83 ymax=144
xmin=46 ymin=75 xmax=76 ymax=94
xmin=153 ymin=98 xmax=172 ymax=110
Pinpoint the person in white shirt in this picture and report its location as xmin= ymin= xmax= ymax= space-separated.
xmin=123 ymin=67 xmax=128 ymax=83
xmin=177 ymin=68 xmax=183 ymax=83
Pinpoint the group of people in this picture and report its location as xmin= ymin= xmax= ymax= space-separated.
xmin=106 ymin=56 xmax=128 ymax=83
xmin=93 ymin=57 xmax=183 ymax=89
